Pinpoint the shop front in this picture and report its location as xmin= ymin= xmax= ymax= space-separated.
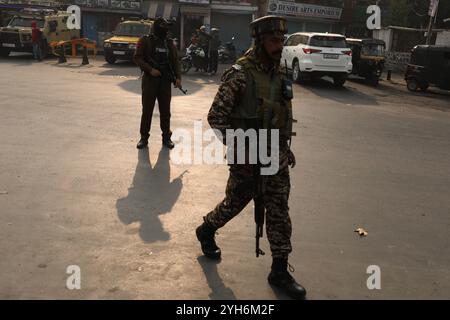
xmin=265 ymin=0 xmax=344 ymax=35
xmin=210 ymin=0 xmax=257 ymax=55
xmin=74 ymin=0 xmax=142 ymax=45
xmin=178 ymin=0 xmax=210 ymax=50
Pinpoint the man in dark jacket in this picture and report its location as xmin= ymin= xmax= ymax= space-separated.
xmin=31 ymin=20 xmax=42 ymax=61
xmin=208 ymin=28 xmax=221 ymax=75
xmin=133 ymin=18 xmax=182 ymax=149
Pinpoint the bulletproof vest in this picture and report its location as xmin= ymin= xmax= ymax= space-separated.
xmin=149 ymin=35 xmax=171 ymax=67
xmin=231 ymin=56 xmax=294 ymax=142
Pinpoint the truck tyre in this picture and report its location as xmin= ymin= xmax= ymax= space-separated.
xmin=0 ymin=49 xmax=10 ymax=57
xmin=333 ymin=75 xmax=346 ymax=88
xmin=407 ymin=78 xmax=419 ymax=92
xmin=105 ymin=55 xmax=116 ymax=64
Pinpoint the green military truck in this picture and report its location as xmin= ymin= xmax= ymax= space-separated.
xmin=0 ymin=11 xmax=79 ymax=58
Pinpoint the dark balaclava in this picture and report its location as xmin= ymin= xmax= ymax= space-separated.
xmin=153 ymin=18 xmax=171 ymax=39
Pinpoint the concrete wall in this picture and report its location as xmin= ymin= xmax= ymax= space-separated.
xmin=373 ymin=28 xmax=392 ymax=51
xmin=385 ymin=51 xmax=411 ymax=73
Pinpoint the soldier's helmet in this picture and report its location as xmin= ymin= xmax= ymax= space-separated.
xmin=154 ymin=17 xmax=173 ymax=30
xmin=250 ymin=15 xmax=288 ymax=38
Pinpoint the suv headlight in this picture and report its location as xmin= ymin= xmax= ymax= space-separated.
xmin=104 ymin=42 xmax=111 ymax=48
xmin=129 ymin=43 xmax=136 ymax=50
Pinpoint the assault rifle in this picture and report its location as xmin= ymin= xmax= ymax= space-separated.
xmin=146 ymin=56 xmax=187 ymax=95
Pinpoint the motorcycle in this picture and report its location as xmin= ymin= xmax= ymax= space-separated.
xmin=181 ymin=44 xmax=207 ymax=74
xmin=218 ymin=36 xmax=236 ymax=64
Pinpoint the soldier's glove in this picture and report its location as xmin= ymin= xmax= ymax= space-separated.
xmin=150 ymin=69 xmax=161 ymax=77
xmin=287 ymin=149 xmax=296 ymax=168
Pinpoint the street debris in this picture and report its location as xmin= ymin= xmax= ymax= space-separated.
xmin=0 ymin=191 xmax=8 ymax=195
xmin=355 ymin=227 xmax=368 ymax=237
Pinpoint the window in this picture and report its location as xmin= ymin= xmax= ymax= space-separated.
xmin=300 ymin=35 xmax=308 ymax=45
xmin=291 ymin=35 xmax=302 ymax=46
xmin=309 ymin=35 xmax=346 ymax=48
xmin=9 ymin=17 xmax=44 ymax=28
xmin=49 ymin=20 xmax=58 ymax=32
xmin=361 ymin=44 xmax=385 ymax=56
xmin=285 ymin=35 xmax=295 ymax=46
xmin=114 ymin=23 xmax=151 ymax=37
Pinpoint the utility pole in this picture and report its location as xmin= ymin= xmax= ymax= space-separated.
xmin=426 ymin=0 xmax=439 ymax=45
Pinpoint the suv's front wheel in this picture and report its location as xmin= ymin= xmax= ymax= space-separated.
xmin=105 ymin=55 xmax=116 ymax=64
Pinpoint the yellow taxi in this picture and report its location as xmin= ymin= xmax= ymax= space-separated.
xmin=103 ymin=19 xmax=153 ymax=64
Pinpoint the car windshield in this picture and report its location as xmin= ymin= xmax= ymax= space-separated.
xmin=362 ymin=44 xmax=385 ymax=56
xmin=309 ymin=36 xmax=346 ymax=48
xmin=8 ymin=17 xmax=44 ymax=28
xmin=114 ymin=23 xmax=150 ymax=36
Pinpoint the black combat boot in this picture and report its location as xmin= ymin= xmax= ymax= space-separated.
xmin=136 ymin=138 xmax=148 ymax=149
xmin=196 ymin=220 xmax=221 ymax=260
xmin=162 ymin=137 xmax=175 ymax=149
xmin=268 ymin=258 xmax=307 ymax=300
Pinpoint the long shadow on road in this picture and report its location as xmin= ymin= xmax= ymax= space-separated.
xmin=116 ymin=148 xmax=183 ymax=243
xmin=117 ymin=72 xmax=215 ymax=96
xmin=197 ymin=256 xmax=237 ymax=300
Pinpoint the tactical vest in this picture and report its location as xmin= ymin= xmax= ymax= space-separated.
xmin=148 ymin=35 xmax=171 ymax=67
xmin=230 ymin=56 xmax=294 ymax=142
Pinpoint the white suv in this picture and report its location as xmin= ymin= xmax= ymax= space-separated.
xmin=282 ymin=32 xmax=353 ymax=87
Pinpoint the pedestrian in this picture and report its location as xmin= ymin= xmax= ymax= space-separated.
xmin=191 ymin=31 xmax=199 ymax=47
xmin=208 ymin=28 xmax=220 ymax=75
xmin=31 ymin=20 xmax=42 ymax=61
xmin=195 ymin=15 xmax=306 ymax=300
xmin=198 ymin=25 xmax=211 ymax=72
xmin=133 ymin=17 xmax=182 ymax=150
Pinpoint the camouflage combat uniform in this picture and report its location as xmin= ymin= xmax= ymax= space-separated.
xmin=204 ymin=49 xmax=293 ymax=259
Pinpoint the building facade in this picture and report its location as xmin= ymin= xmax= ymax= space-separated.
xmin=176 ymin=0 xmax=258 ymax=54
xmin=259 ymin=0 xmax=346 ymax=35
xmin=73 ymin=0 xmax=143 ymax=45
xmin=0 ymin=0 xmax=68 ymax=26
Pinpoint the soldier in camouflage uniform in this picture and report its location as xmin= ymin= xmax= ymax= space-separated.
xmin=195 ymin=16 xmax=306 ymax=300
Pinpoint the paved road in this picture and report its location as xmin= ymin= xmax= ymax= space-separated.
xmin=0 ymin=54 xmax=449 ymax=299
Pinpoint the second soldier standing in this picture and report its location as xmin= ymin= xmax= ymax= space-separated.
xmin=134 ymin=18 xmax=182 ymax=149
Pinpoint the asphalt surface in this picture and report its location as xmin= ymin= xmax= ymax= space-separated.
xmin=0 ymin=54 xmax=449 ymax=299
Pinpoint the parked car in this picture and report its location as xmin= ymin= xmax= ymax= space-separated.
xmin=0 ymin=11 xmax=80 ymax=58
xmin=282 ymin=32 xmax=353 ymax=87
xmin=405 ymin=45 xmax=450 ymax=92
xmin=103 ymin=19 xmax=153 ymax=64
xmin=346 ymin=38 xmax=386 ymax=86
